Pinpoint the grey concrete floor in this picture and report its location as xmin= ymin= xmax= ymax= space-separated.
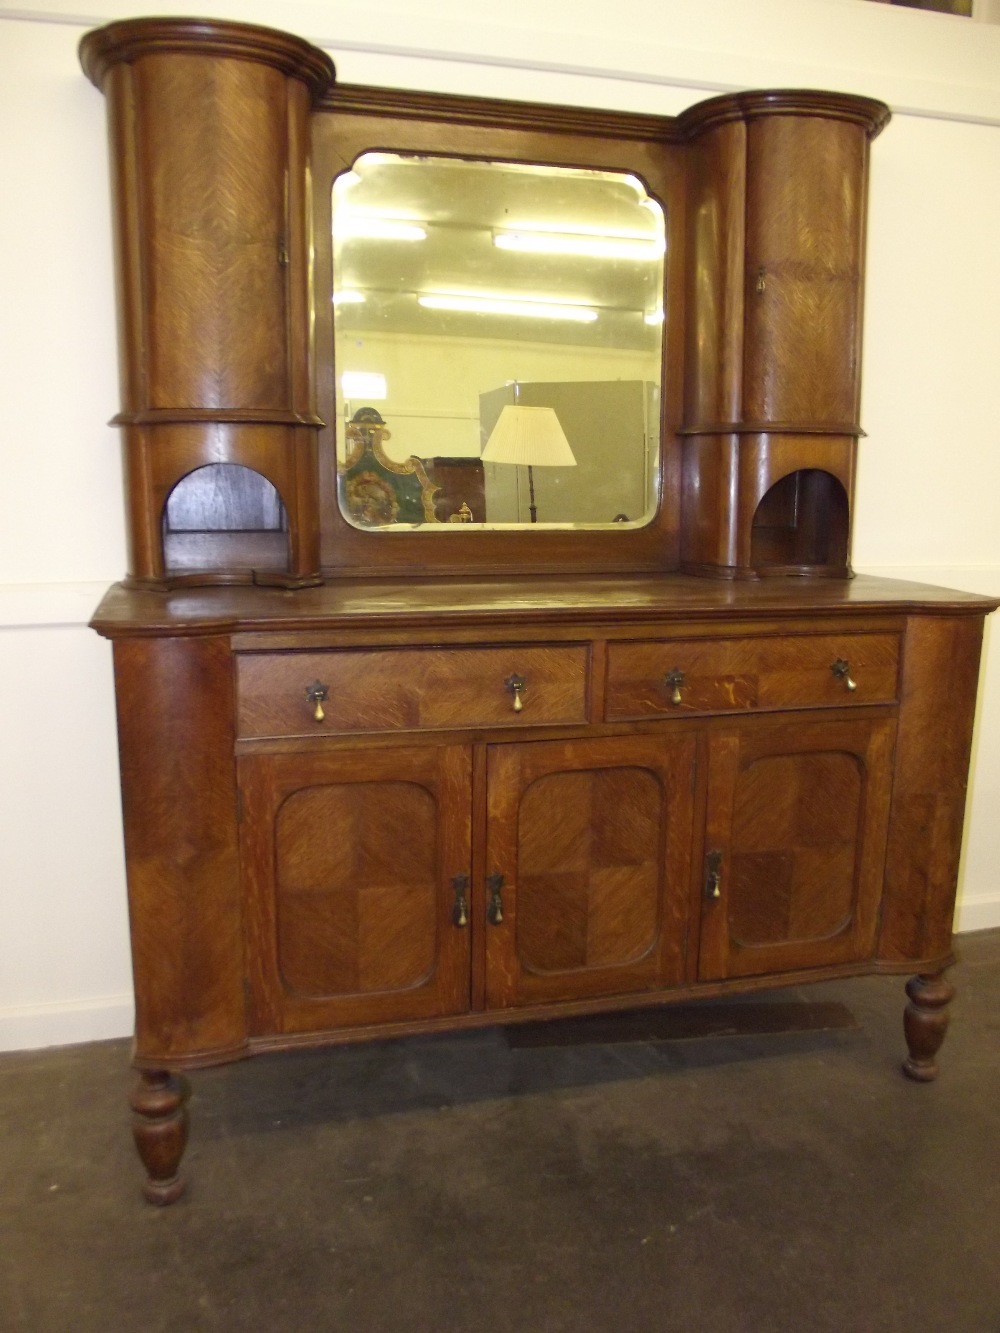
xmin=3 ymin=930 xmax=999 ymax=1333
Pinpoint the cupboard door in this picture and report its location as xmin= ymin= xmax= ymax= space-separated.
xmin=484 ymin=735 xmax=696 ymax=1008
xmin=742 ymin=116 xmax=868 ymax=426
xmin=240 ymin=745 xmax=471 ymax=1035
xmin=698 ymin=717 xmax=895 ymax=980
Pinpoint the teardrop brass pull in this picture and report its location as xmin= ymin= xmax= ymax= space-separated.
xmin=664 ymin=668 xmax=685 ymax=706
xmin=305 ymin=680 xmax=330 ymax=722
xmin=756 ymin=265 xmax=766 ymax=294
xmin=831 ymin=659 xmax=857 ymax=693
xmin=505 ymin=674 xmax=526 ymax=713
xmin=451 ymin=874 xmax=469 ymax=928
xmin=704 ymin=850 xmax=722 ymax=900
xmin=486 ymin=872 xmax=505 ymax=925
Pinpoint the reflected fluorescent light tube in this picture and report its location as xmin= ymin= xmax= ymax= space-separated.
xmin=418 ymin=294 xmax=598 ymax=322
xmin=494 ymin=231 xmax=664 ymax=260
xmin=339 ymin=218 xmax=427 ymax=241
xmin=332 ymin=290 xmax=366 ymax=305
xmin=644 ymin=308 xmax=664 ymax=325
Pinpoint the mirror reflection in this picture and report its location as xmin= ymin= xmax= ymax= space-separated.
xmin=332 ymin=153 xmax=665 ymax=530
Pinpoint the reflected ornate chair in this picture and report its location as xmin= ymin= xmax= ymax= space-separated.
xmin=340 ymin=408 xmax=439 ymax=526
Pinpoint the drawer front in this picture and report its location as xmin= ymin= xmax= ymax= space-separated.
xmin=237 ymin=644 xmax=589 ymax=738
xmin=605 ymin=633 xmax=899 ymax=720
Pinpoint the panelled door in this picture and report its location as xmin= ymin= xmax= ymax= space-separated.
xmin=698 ymin=715 xmax=896 ymax=980
xmin=484 ymin=734 xmax=697 ymax=1008
xmin=239 ymin=744 xmax=472 ymax=1035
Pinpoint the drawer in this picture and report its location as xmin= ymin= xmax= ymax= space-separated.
xmin=605 ymin=632 xmax=899 ymax=720
xmin=237 ymin=644 xmax=589 ymax=738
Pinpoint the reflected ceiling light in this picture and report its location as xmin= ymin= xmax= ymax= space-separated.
xmin=644 ymin=308 xmax=665 ymax=325
xmin=332 ymin=290 xmax=366 ymax=305
xmin=334 ymin=170 xmax=362 ymax=192
xmin=418 ymin=293 xmax=598 ymax=322
xmin=341 ymin=371 xmax=387 ymax=400
xmin=338 ymin=216 xmax=427 ymax=242
xmin=493 ymin=229 xmax=664 ymax=260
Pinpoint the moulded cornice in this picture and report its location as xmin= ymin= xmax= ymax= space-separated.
xmin=323 ymin=82 xmax=681 ymax=143
xmin=678 ymin=89 xmax=891 ymax=139
xmin=79 ymin=17 xmax=336 ymax=102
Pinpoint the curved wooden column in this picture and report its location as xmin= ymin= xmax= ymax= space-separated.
xmin=678 ymin=91 xmax=889 ymax=579
xmin=80 ymin=19 xmax=335 ymax=587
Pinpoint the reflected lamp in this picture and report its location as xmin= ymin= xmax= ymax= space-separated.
xmin=481 ymin=405 xmax=577 ymax=524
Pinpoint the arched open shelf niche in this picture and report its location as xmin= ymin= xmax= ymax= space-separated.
xmin=162 ymin=463 xmax=288 ymax=583
xmin=750 ymin=469 xmax=850 ymax=578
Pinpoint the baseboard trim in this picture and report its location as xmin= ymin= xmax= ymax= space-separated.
xmin=955 ymin=897 xmax=1000 ymax=935
xmin=0 ymin=994 xmax=133 ymax=1053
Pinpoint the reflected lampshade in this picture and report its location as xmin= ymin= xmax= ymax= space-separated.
xmin=481 ymin=405 xmax=577 ymax=468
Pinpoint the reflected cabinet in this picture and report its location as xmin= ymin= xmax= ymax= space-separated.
xmin=81 ymin=16 xmax=995 ymax=1205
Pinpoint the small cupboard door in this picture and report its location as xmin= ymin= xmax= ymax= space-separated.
xmin=484 ymin=735 xmax=696 ymax=1009
xmin=240 ymin=745 xmax=471 ymax=1035
xmin=698 ymin=716 xmax=895 ymax=981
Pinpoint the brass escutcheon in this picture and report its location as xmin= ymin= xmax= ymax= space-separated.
xmin=664 ymin=667 xmax=685 ymax=705
xmin=704 ymin=850 xmax=722 ymax=900
xmin=486 ymin=872 xmax=505 ymax=925
xmin=305 ymin=679 xmax=330 ymax=722
xmin=451 ymin=874 xmax=470 ymax=928
xmin=505 ymin=674 xmax=526 ymax=713
xmin=831 ymin=659 xmax=857 ymax=693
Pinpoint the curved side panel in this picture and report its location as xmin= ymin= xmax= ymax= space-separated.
xmin=879 ymin=614 xmax=988 ymax=964
xmin=113 ymin=636 xmax=246 ymax=1065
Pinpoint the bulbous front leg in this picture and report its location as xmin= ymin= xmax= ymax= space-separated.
xmin=129 ymin=1070 xmax=190 ymax=1205
xmin=902 ymin=971 xmax=955 ymax=1083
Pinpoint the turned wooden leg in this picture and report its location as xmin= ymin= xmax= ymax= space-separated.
xmin=902 ymin=971 xmax=955 ymax=1083
xmin=129 ymin=1070 xmax=190 ymax=1205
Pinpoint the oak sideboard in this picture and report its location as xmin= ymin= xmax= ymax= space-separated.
xmin=80 ymin=16 xmax=996 ymax=1203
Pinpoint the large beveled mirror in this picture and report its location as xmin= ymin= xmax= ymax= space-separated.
xmin=331 ymin=153 xmax=665 ymax=531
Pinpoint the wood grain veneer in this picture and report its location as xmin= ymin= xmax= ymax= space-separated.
xmin=79 ymin=18 xmax=995 ymax=1209
xmin=236 ymin=644 xmax=590 ymax=738
xmin=605 ymin=631 xmax=899 ymax=718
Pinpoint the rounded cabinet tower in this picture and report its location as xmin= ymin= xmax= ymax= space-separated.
xmin=80 ymin=18 xmax=336 ymax=587
xmin=678 ymin=90 xmax=890 ymax=578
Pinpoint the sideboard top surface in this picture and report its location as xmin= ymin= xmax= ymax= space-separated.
xmin=91 ymin=573 xmax=999 ymax=639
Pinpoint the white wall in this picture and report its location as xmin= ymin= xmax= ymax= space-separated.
xmin=1 ymin=0 xmax=998 ymax=1049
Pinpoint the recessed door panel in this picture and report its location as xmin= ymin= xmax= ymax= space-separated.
xmin=240 ymin=745 xmax=471 ymax=1035
xmin=516 ymin=767 xmax=662 ymax=973
xmin=728 ymin=750 xmax=861 ymax=948
xmin=275 ymin=781 xmax=438 ymax=997
xmin=699 ymin=717 xmax=895 ymax=980
xmin=485 ymin=735 xmax=696 ymax=1008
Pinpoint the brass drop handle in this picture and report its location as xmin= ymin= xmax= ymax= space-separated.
xmin=831 ymin=659 xmax=858 ymax=693
xmin=704 ymin=850 xmax=722 ymax=900
xmin=305 ymin=680 xmax=330 ymax=722
xmin=505 ymin=674 xmax=527 ymax=713
xmin=451 ymin=874 xmax=469 ymax=928
xmin=486 ymin=872 xmax=505 ymax=925
xmin=664 ymin=668 xmax=685 ymax=706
